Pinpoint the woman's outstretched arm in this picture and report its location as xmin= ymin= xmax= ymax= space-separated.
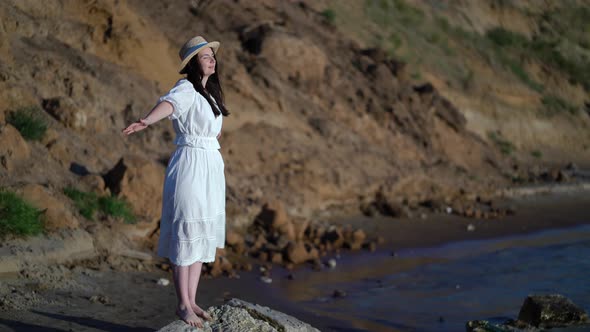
xmin=122 ymin=101 xmax=174 ymax=136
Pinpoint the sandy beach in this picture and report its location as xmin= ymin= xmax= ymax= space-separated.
xmin=1 ymin=189 xmax=589 ymax=331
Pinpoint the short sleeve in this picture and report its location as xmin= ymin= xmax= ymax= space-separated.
xmin=158 ymin=79 xmax=195 ymax=120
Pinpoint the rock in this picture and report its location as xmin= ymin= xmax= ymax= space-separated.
xmin=270 ymin=252 xmax=283 ymax=264
xmin=157 ymin=278 xmax=170 ymax=286
xmin=80 ymin=174 xmax=109 ymax=196
xmin=225 ymin=231 xmax=243 ymax=247
xmin=260 ymin=276 xmax=272 ymax=284
xmin=467 ymin=224 xmax=476 ymax=232
xmin=254 ymin=199 xmax=289 ymax=231
xmin=208 ymin=252 xmax=234 ymax=278
xmin=517 ymin=294 xmax=589 ymax=328
xmin=0 ymin=124 xmax=30 ymax=171
xmin=88 ymin=295 xmax=110 ymax=304
xmin=19 ymin=184 xmax=79 ymax=231
xmin=158 ymin=298 xmax=320 ymax=332
xmin=363 ymin=241 xmax=377 ymax=252
xmin=327 ymin=258 xmax=337 ymax=269
xmin=226 ymin=231 xmax=246 ymax=255
xmin=283 ymin=241 xmax=319 ymax=265
xmin=284 ymin=241 xmax=309 ymax=264
xmin=352 ymin=229 xmax=367 ymax=249
xmin=466 ymin=294 xmax=590 ymax=331
xmin=42 ymin=97 xmax=89 ymax=131
xmin=47 ymin=139 xmax=73 ymax=167
xmin=345 ymin=229 xmax=366 ymax=250
xmin=321 ymin=226 xmax=344 ymax=248
xmin=261 ymin=32 xmax=327 ymax=90
xmin=292 ymin=218 xmax=310 ymax=242
xmin=103 ymin=156 xmax=165 ymax=225
xmin=332 ymin=289 xmax=347 ymax=298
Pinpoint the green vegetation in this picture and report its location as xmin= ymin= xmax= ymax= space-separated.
xmin=0 ymin=190 xmax=43 ymax=238
xmin=541 ymin=94 xmax=578 ymax=116
xmin=6 ymin=106 xmax=47 ymax=141
xmin=64 ymin=187 xmax=135 ymax=224
xmin=321 ymin=9 xmax=336 ymax=25
xmin=531 ymin=150 xmax=542 ymax=158
xmin=330 ymin=0 xmax=590 ymax=99
xmin=99 ymin=195 xmax=135 ymax=223
xmin=487 ymin=131 xmax=515 ymax=155
xmin=486 ymin=27 xmax=528 ymax=47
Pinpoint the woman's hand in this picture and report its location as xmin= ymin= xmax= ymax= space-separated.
xmin=122 ymin=119 xmax=148 ymax=136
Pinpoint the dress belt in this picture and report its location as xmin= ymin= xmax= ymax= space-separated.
xmin=174 ymin=134 xmax=220 ymax=150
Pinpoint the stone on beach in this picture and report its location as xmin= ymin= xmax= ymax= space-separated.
xmin=518 ymin=294 xmax=589 ymax=328
xmin=156 ymin=298 xmax=320 ymax=332
xmin=466 ymin=294 xmax=590 ymax=331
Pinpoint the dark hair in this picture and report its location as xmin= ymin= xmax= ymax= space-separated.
xmin=184 ymin=49 xmax=230 ymax=117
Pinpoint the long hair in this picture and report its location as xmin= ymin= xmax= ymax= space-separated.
xmin=184 ymin=50 xmax=230 ymax=117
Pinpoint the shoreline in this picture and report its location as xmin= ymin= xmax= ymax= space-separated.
xmin=1 ymin=189 xmax=589 ymax=331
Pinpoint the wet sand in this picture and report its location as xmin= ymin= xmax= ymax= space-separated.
xmin=1 ymin=190 xmax=589 ymax=331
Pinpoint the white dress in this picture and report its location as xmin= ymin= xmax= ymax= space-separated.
xmin=156 ymin=78 xmax=225 ymax=266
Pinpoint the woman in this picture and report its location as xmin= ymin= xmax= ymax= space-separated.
xmin=122 ymin=36 xmax=229 ymax=328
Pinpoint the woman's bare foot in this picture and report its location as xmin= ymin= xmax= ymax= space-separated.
xmin=191 ymin=303 xmax=213 ymax=322
xmin=176 ymin=305 xmax=203 ymax=328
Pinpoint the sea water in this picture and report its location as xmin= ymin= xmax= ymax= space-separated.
xmin=277 ymin=224 xmax=590 ymax=332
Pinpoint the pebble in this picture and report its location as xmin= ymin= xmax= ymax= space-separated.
xmin=327 ymin=259 xmax=337 ymax=269
xmin=467 ymin=224 xmax=476 ymax=232
xmin=260 ymin=276 xmax=272 ymax=284
xmin=332 ymin=289 xmax=347 ymax=298
xmin=157 ymin=278 xmax=170 ymax=286
xmin=446 ymin=206 xmax=453 ymax=214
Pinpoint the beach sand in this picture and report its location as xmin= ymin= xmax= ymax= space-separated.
xmin=0 ymin=190 xmax=589 ymax=332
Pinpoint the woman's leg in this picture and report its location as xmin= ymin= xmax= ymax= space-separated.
xmin=188 ymin=261 xmax=213 ymax=321
xmin=172 ymin=263 xmax=203 ymax=328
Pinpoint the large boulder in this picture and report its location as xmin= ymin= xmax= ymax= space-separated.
xmin=18 ymin=184 xmax=79 ymax=231
xmin=0 ymin=124 xmax=30 ymax=172
xmin=518 ymin=294 xmax=589 ymax=328
xmin=467 ymin=294 xmax=590 ymax=331
xmin=157 ymin=298 xmax=320 ymax=332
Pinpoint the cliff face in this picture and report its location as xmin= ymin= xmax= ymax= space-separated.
xmin=0 ymin=0 xmax=587 ymax=243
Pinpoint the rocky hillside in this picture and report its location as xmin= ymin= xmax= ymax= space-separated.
xmin=0 ymin=0 xmax=588 ymax=250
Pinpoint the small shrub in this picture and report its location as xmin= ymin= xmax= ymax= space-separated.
xmin=488 ymin=131 xmax=515 ymax=155
xmin=0 ymin=190 xmax=43 ymax=238
xmin=531 ymin=150 xmax=542 ymax=158
xmin=64 ymin=187 xmax=136 ymax=224
xmin=320 ymin=9 xmax=336 ymax=25
xmin=486 ymin=27 xmax=528 ymax=48
xmin=64 ymin=187 xmax=99 ymax=220
xmin=541 ymin=95 xmax=578 ymax=115
xmin=500 ymin=56 xmax=544 ymax=92
xmin=6 ymin=106 xmax=47 ymax=141
xmin=99 ymin=196 xmax=135 ymax=224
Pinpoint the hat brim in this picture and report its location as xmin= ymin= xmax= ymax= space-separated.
xmin=178 ymin=41 xmax=220 ymax=74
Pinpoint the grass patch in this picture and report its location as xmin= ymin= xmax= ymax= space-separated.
xmin=503 ymin=57 xmax=544 ymax=92
xmin=98 ymin=196 xmax=135 ymax=224
xmin=64 ymin=187 xmax=136 ymax=224
xmin=531 ymin=150 xmax=542 ymax=158
xmin=365 ymin=0 xmax=425 ymax=28
xmin=487 ymin=131 xmax=515 ymax=155
xmin=321 ymin=8 xmax=336 ymax=25
xmin=0 ymin=189 xmax=43 ymax=238
xmin=486 ymin=27 xmax=528 ymax=48
xmin=6 ymin=106 xmax=47 ymax=141
xmin=541 ymin=95 xmax=578 ymax=115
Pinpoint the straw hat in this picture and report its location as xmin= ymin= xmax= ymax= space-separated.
xmin=178 ymin=36 xmax=220 ymax=74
